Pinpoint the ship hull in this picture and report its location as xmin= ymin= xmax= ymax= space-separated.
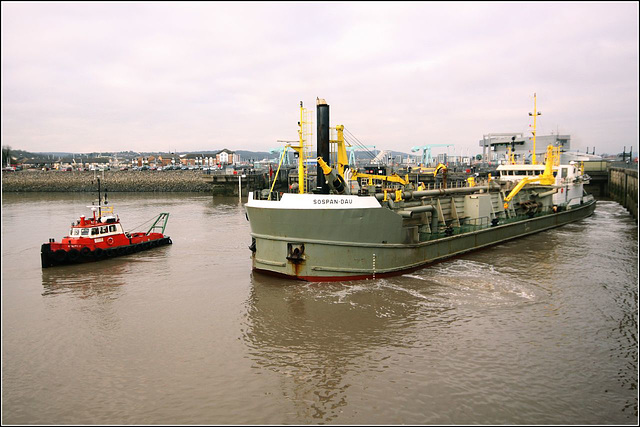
xmin=41 ymin=237 xmax=172 ymax=268
xmin=247 ymin=199 xmax=596 ymax=282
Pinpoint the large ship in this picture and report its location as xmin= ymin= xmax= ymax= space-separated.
xmin=245 ymin=98 xmax=596 ymax=281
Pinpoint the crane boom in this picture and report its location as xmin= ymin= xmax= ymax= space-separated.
xmin=503 ymin=145 xmax=556 ymax=209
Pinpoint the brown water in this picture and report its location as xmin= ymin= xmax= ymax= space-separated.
xmin=2 ymin=192 xmax=637 ymax=424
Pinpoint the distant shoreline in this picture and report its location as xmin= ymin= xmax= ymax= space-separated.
xmin=1 ymin=170 xmax=213 ymax=193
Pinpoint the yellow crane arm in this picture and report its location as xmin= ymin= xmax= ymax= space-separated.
xmin=503 ymin=176 xmax=539 ymax=208
xmin=334 ymin=125 xmax=349 ymax=178
xmin=503 ymin=145 xmax=557 ymax=210
xmin=433 ymin=163 xmax=447 ymax=177
xmin=350 ymin=171 xmax=408 ymax=186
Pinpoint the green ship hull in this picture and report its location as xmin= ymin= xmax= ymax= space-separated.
xmin=245 ymin=189 xmax=596 ymax=282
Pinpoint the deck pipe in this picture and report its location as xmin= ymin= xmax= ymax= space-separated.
xmin=535 ymin=188 xmax=558 ymax=198
xmin=316 ymin=99 xmax=331 ymax=194
xmin=397 ymin=205 xmax=439 ymax=232
xmin=375 ymin=185 xmax=491 ymax=202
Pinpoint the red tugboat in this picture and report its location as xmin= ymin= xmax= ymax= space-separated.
xmin=41 ymin=179 xmax=172 ymax=268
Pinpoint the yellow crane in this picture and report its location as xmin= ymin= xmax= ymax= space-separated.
xmin=350 ymin=171 xmax=409 ymax=186
xmin=433 ymin=163 xmax=447 ymax=177
xmin=433 ymin=162 xmax=448 ymax=189
xmin=503 ymin=145 xmax=556 ymax=210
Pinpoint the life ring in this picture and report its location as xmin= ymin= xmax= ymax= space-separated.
xmin=107 ymin=237 xmax=114 ymax=246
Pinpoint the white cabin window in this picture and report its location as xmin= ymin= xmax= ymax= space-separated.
xmin=561 ymin=168 xmax=568 ymax=178
xmin=81 ymin=228 xmax=90 ymax=236
xmin=100 ymin=226 xmax=108 ymax=234
xmin=109 ymin=225 xmax=116 ymax=232
xmin=91 ymin=228 xmax=99 ymax=236
xmin=72 ymin=229 xmax=80 ymax=236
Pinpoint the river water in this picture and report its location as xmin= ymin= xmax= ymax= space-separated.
xmin=2 ymin=192 xmax=637 ymax=424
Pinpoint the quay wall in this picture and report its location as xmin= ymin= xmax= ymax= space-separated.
xmin=3 ymin=170 xmax=220 ymax=193
xmin=609 ymin=167 xmax=638 ymax=221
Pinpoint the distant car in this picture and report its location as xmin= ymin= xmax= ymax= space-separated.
xmin=120 ymin=167 xmax=128 ymax=171
xmin=2 ymin=166 xmax=16 ymax=172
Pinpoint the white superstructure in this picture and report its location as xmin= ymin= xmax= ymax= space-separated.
xmin=497 ymin=161 xmax=591 ymax=208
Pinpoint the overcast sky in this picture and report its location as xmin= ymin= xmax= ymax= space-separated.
xmin=2 ymin=2 xmax=638 ymax=156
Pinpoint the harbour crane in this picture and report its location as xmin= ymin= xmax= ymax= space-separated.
xmin=411 ymin=144 xmax=454 ymax=167
xmin=347 ymin=145 xmax=376 ymax=167
xmin=269 ymin=147 xmax=291 ymax=166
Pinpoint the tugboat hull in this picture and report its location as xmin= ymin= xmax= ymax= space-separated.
xmin=41 ymin=237 xmax=172 ymax=268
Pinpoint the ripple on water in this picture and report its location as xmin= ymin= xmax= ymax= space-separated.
xmin=403 ymin=258 xmax=551 ymax=309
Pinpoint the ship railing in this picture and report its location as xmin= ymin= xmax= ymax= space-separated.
xmin=460 ymin=216 xmax=491 ymax=232
xmin=566 ymin=196 xmax=590 ymax=208
xmin=253 ymin=190 xmax=282 ymax=201
xmin=421 ymin=207 xmax=555 ymax=242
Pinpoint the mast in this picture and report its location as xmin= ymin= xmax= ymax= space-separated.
xmin=97 ymin=177 xmax=102 ymax=217
xmin=529 ymin=93 xmax=542 ymax=165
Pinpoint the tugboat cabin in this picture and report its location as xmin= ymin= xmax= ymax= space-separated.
xmin=67 ymin=206 xmax=125 ymax=242
xmin=68 ymin=220 xmax=123 ymax=239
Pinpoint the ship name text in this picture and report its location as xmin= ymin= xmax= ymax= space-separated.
xmin=313 ymin=198 xmax=353 ymax=205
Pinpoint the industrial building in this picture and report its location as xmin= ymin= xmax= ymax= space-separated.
xmin=479 ymin=133 xmax=571 ymax=164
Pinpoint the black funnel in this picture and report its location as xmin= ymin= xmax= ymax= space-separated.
xmin=316 ymin=98 xmax=330 ymax=194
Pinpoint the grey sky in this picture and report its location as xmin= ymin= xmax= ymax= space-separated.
xmin=2 ymin=2 xmax=638 ymax=156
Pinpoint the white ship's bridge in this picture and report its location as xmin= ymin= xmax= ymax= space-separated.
xmin=497 ymin=164 xmax=555 ymax=182
xmin=497 ymin=162 xmax=582 ymax=184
